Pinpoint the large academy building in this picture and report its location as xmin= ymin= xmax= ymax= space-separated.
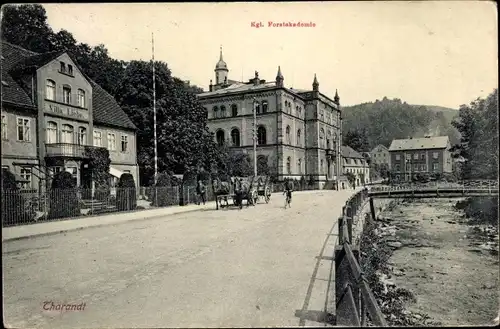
xmin=197 ymin=48 xmax=343 ymax=189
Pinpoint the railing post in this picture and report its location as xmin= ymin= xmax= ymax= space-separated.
xmin=338 ymin=216 xmax=344 ymax=243
xmin=369 ymin=197 xmax=376 ymax=222
xmin=347 ymin=216 xmax=353 ymax=243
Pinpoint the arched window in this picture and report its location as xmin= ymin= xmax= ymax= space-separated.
xmin=216 ymin=129 xmax=225 ymax=146
xmin=46 ymin=121 xmax=57 ymax=143
xmin=286 ymin=156 xmax=292 ymax=174
xmin=298 ymin=158 xmax=302 ymax=174
xmin=62 ymin=85 xmax=71 ymax=104
xmin=231 ymin=128 xmax=240 ymax=147
xmin=77 ymin=89 xmax=86 ymax=108
xmin=220 ymin=105 xmax=226 ymax=118
xmin=321 ymin=159 xmax=324 ymax=174
xmin=46 ymin=80 xmax=56 ymax=101
xmin=61 ymin=124 xmax=74 ymax=143
xmin=213 ymin=106 xmax=219 ymax=118
xmin=257 ymin=126 xmax=267 ymax=145
xmin=297 ymin=129 xmax=301 ymax=147
xmin=320 ymin=128 xmax=325 ymax=148
xmin=262 ymin=101 xmax=268 ymax=113
xmin=231 ymin=104 xmax=238 ymax=117
xmin=327 ymin=130 xmax=332 ymax=149
xmin=255 ymin=102 xmax=261 ymax=114
xmin=285 ymin=125 xmax=291 ymax=144
xmin=78 ymin=127 xmax=87 ymax=145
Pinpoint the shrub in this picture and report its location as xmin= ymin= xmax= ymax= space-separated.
xmin=49 ymin=171 xmax=80 ymax=219
xmin=308 ymin=175 xmax=315 ymax=187
xmin=116 ymin=173 xmax=137 ymax=211
xmin=1 ymin=169 xmax=34 ymax=225
xmin=94 ymin=184 xmax=110 ymax=201
xmin=150 ymin=172 xmax=179 ymax=207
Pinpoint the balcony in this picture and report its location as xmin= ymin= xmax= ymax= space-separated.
xmin=45 ymin=143 xmax=87 ymax=158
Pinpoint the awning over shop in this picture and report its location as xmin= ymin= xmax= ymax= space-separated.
xmin=109 ymin=167 xmax=124 ymax=178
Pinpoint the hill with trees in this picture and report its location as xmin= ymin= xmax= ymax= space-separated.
xmin=342 ymin=97 xmax=460 ymax=152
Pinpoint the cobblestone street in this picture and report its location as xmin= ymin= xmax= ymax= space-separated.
xmin=3 ymin=189 xmax=357 ymax=328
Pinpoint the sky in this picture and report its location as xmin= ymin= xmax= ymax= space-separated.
xmin=42 ymin=1 xmax=498 ymax=109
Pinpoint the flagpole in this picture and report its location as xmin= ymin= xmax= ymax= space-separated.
xmin=152 ymin=32 xmax=158 ymax=185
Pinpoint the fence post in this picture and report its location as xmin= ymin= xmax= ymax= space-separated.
xmin=369 ymin=197 xmax=376 ymax=222
xmin=338 ymin=216 xmax=344 ymax=243
xmin=347 ymin=215 xmax=353 ymax=243
xmin=155 ymin=187 xmax=158 ymax=207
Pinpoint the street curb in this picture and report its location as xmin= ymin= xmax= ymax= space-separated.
xmin=2 ymin=206 xmax=210 ymax=243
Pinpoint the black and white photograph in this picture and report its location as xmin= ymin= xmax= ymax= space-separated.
xmin=1 ymin=1 xmax=498 ymax=327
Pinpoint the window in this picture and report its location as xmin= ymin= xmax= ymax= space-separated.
xmin=46 ymin=80 xmax=56 ymax=100
xmin=285 ymin=125 xmax=291 ymax=144
xmin=220 ymin=105 xmax=226 ymax=118
xmin=421 ymin=153 xmax=426 ymax=160
xmin=255 ymin=102 xmax=261 ymax=114
xmin=93 ymin=130 xmax=102 ymax=147
xmin=298 ymin=158 xmax=302 ymax=174
xmin=78 ymin=127 xmax=87 ymax=145
xmin=68 ymin=65 xmax=73 ymax=75
xmin=61 ymin=124 xmax=74 ymax=143
xmin=327 ymin=139 xmax=330 ymax=149
xmin=321 ymin=159 xmax=324 ymax=174
xmin=257 ymin=126 xmax=267 ymax=145
xmin=320 ymin=128 xmax=325 ymax=148
xmin=262 ymin=101 xmax=268 ymax=113
xmin=231 ymin=104 xmax=238 ymax=117
xmin=395 ymin=154 xmax=400 ymax=160
xmin=413 ymin=163 xmax=418 ymax=171
xmin=1 ymin=114 xmax=7 ymax=140
xmin=297 ymin=106 xmax=301 ymax=117
xmin=60 ymin=62 xmax=66 ymax=73
xmin=20 ymin=168 xmax=32 ymax=189
xmin=216 ymin=130 xmax=225 ymax=146
xmin=406 ymin=163 xmax=411 ymax=171
xmin=433 ymin=163 xmax=439 ymax=171
xmin=63 ymin=86 xmax=71 ymax=104
xmin=121 ymin=135 xmax=128 ymax=152
xmin=77 ymin=89 xmax=85 ymax=108
xmin=320 ymin=111 xmax=324 ymax=121
xmin=50 ymin=166 xmax=63 ymax=176
xmin=413 ymin=153 xmax=418 ymax=160
xmin=406 ymin=153 xmax=411 ymax=160
xmin=297 ymin=129 xmax=301 ymax=147
xmin=231 ymin=128 xmax=240 ymax=147
xmin=16 ymin=117 xmax=30 ymax=141
xmin=107 ymin=133 xmax=116 ymax=151
xmin=46 ymin=121 xmax=58 ymax=143
xmin=213 ymin=106 xmax=219 ymax=119
xmin=433 ymin=152 xmax=439 ymax=159
xmin=286 ymin=157 xmax=291 ymax=174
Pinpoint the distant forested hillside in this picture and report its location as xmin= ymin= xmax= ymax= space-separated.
xmin=342 ymin=97 xmax=460 ymax=151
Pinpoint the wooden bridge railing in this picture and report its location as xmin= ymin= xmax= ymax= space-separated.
xmin=369 ymin=180 xmax=499 ymax=196
xmin=335 ymin=188 xmax=388 ymax=326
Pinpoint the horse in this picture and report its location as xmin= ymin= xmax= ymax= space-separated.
xmin=233 ymin=177 xmax=255 ymax=209
xmin=212 ymin=177 xmax=231 ymax=209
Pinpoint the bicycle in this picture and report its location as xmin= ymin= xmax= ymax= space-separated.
xmin=283 ymin=190 xmax=292 ymax=209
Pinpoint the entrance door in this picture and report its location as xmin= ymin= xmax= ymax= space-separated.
xmin=80 ymin=162 xmax=92 ymax=199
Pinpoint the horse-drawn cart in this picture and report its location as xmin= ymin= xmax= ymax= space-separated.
xmin=212 ymin=176 xmax=258 ymax=210
xmin=253 ymin=176 xmax=272 ymax=204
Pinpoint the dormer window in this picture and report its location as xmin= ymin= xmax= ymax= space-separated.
xmin=60 ymin=62 xmax=66 ymax=73
xmin=68 ymin=65 xmax=73 ymax=75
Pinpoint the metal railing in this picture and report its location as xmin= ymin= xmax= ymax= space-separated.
xmin=335 ymin=188 xmax=387 ymax=326
xmin=1 ymin=185 xmax=217 ymax=227
xmin=45 ymin=143 xmax=87 ymax=158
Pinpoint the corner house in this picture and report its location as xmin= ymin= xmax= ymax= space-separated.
xmin=1 ymin=41 xmax=138 ymax=192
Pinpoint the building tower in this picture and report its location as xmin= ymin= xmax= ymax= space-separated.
xmin=312 ymin=74 xmax=319 ymax=98
xmin=215 ymin=46 xmax=228 ymax=85
xmin=276 ymin=66 xmax=284 ymax=88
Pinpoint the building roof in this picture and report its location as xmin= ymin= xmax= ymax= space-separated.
xmin=371 ymin=144 xmax=389 ymax=153
xmin=1 ymin=41 xmax=136 ymax=130
xmin=341 ymin=145 xmax=365 ymax=159
xmin=388 ymin=136 xmax=449 ymax=151
xmin=199 ymin=81 xmax=278 ymax=97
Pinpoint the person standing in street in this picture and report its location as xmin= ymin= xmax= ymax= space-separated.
xmin=196 ymin=180 xmax=206 ymax=205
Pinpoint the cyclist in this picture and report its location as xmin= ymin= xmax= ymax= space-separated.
xmin=283 ymin=178 xmax=293 ymax=208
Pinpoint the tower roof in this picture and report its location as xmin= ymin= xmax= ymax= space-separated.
xmin=276 ymin=65 xmax=283 ymax=79
xmin=215 ymin=46 xmax=228 ymax=70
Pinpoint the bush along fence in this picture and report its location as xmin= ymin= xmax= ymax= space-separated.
xmin=1 ymin=185 xmax=217 ymax=228
xmin=334 ymin=188 xmax=388 ymax=326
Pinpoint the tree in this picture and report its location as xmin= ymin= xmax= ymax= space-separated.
xmin=1 ymin=4 xmax=55 ymax=52
xmin=257 ymin=155 xmax=270 ymax=175
xmin=114 ymin=61 xmax=222 ymax=185
xmin=343 ymin=129 xmax=370 ymax=153
xmin=116 ymin=173 xmax=137 ymax=211
xmin=49 ymin=171 xmax=80 ymax=219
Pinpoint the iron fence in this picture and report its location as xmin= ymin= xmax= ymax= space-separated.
xmin=335 ymin=188 xmax=387 ymax=326
xmin=1 ymin=185 xmax=214 ymax=228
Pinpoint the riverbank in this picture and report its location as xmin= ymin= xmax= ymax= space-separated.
xmin=360 ymin=198 xmax=499 ymax=326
